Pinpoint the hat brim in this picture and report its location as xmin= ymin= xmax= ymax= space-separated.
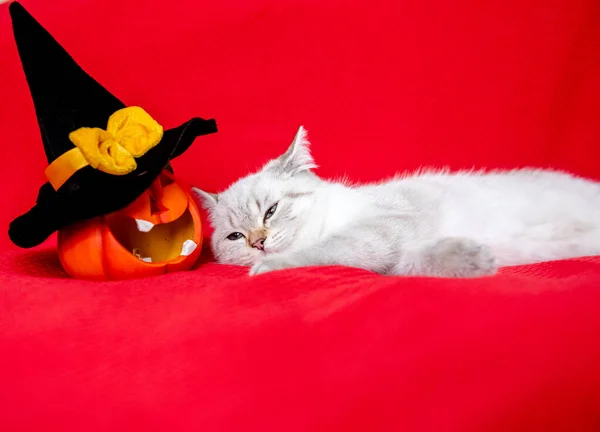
xmin=8 ymin=117 xmax=217 ymax=248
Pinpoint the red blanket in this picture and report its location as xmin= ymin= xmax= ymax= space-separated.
xmin=1 ymin=0 xmax=599 ymax=430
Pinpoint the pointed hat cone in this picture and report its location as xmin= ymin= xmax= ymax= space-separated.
xmin=10 ymin=2 xmax=125 ymax=163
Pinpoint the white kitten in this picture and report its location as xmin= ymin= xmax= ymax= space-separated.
xmin=194 ymin=127 xmax=600 ymax=277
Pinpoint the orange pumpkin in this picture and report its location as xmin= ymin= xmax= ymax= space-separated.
xmin=57 ymin=170 xmax=202 ymax=280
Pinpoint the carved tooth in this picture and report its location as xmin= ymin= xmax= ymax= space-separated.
xmin=180 ymin=240 xmax=198 ymax=256
xmin=135 ymin=219 xmax=154 ymax=232
xmin=140 ymin=257 xmax=153 ymax=263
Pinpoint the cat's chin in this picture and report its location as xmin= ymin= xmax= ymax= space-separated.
xmin=212 ymin=251 xmax=262 ymax=267
xmin=248 ymin=250 xmax=275 ymax=266
xmin=238 ymin=250 xmax=285 ymax=268
xmin=249 ymin=254 xmax=295 ymax=276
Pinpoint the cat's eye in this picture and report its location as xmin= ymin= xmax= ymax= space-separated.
xmin=226 ymin=232 xmax=244 ymax=241
xmin=264 ymin=203 xmax=278 ymax=222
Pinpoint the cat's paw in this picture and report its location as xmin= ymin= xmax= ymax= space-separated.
xmin=249 ymin=254 xmax=294 ymax=276
xmin=426 ymin=237 xmax=497 ymax=278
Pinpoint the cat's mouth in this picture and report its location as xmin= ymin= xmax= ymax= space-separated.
xmin=105 ymin=209 xmax=199 ymax=263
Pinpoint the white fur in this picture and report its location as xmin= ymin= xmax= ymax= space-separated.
xmin=194 ymin=126 xmax=600 ymax=277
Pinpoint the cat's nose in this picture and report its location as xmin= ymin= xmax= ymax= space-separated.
xmin=252 ymin=238 xmax=266 ymax=251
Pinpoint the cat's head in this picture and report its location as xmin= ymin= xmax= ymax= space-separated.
xmin=193 ymin=126 xmax=321 ymax=266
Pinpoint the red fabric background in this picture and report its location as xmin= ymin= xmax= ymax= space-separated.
xmin=1 ymin=0 xmax=600 ymax=430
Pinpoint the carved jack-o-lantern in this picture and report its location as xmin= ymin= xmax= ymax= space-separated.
xmin=58 ymin=170 xmax=202 ymax=280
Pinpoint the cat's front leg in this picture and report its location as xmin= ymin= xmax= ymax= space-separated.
xmin=249 ymin=226 xmax=399 ymax=276
xmin=395 ymin=237 xmax=497 ymax=278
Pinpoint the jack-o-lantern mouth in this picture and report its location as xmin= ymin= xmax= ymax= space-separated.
xmin=105 ymin=208 xmax=199 ymax=264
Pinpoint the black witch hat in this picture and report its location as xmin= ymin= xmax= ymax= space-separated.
xmin=7 ymin=2 xmax=217 ymax=248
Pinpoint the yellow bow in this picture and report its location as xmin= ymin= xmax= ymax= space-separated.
xmin=45 ymin=107 xmax=164 ymax=190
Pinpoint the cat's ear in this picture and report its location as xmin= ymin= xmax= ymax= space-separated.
xmin=192 ymin=187 xmax=218 ymax=211
xmin=264 ymin=126 xmax=317 ymax=176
